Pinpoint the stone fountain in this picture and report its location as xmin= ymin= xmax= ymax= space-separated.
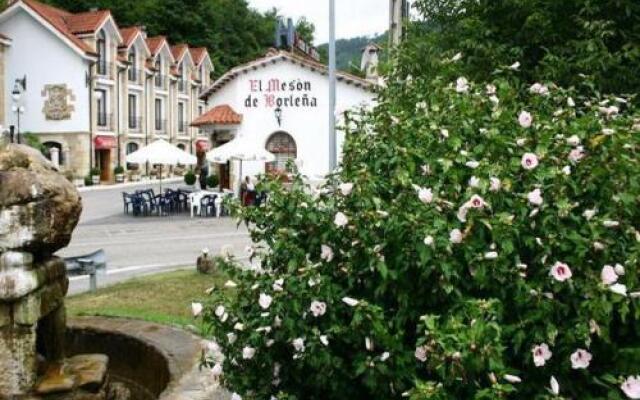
xmin=0 ymin=143 xmax=115 ymax=399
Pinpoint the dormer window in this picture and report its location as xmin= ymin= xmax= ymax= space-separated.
xmin=128 ymin=48 xmax=137 ymax=82
xmin=97 ymin=30 xmax=107 ymax=76
xmin=155 ymin=57 xmax=163 ymax=88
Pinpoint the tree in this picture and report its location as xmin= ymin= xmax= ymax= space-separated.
xmin=408 ymin=0 xmax=640 ymax=94
xmin=295 ymin=16 xmax=315 ymax=45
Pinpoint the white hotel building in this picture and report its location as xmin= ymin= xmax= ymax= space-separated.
xmin=0 ymin=0 xmax=213 ymax=181
xmin=0 ymin=1 xmax=379 ymax=187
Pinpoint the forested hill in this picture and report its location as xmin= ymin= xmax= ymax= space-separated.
xmin=318 ymin=33 xmax=387 ymax=73
xmin=39 ymin=0 xmax=279 ymax=76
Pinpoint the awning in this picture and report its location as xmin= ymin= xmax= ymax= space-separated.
xmin=94 ymin=135 xmax=116 ymax=150
xmin=196 ymin=140 xmax=210 ymax=152
xmin=191 ymin=105 xmax=243 ymax=126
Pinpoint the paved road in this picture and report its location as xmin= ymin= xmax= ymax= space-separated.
xmin=57 ymin=182 xmax=252 ymax=294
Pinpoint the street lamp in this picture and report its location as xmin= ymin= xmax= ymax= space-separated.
xmin=274 ymin=107 xmax=283 ymax=127
xmin=11 ymin=76 xmax=27 ymax=145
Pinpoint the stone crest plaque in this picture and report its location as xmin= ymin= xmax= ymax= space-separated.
xmin=42 ymin=84 xmax=75 ymax=120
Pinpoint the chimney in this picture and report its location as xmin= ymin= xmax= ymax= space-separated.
xmin=361 ymin=43 xmax=381 ymax=82
xmin=140 ymin=25 xmax=147 ymax=39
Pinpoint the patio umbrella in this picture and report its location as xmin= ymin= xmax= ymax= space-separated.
xmin=206 ymin=136 xmax=276 ymax=194
xmin=126 ymin=139 xmax=197 ymax=192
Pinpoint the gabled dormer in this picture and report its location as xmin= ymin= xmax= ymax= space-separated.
xmin=119 ymin=26 xmax=150 ymax=85
xmin=189 ymin=47 xmax=213 ymax=88
xmin=146 ymin=36 xmax=174 ymax=91
xmin=171 ymin=44 xmax=193 ymax=93
xmin=71 ymin=10 xmax=122 ymax=79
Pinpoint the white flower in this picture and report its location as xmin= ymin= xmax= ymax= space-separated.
xmin=242 ymin=346 xmax=256 ymax=360
xmin=380 ymin=352 xmax=390 ymax=362
xmin=594 ymin=241 xmax=605 ymax=251
xmin=630 ymin=292 xmax=640 ymax=298
xmin=504 ymin=374 xmax=522 ymax=383
xmin=615 ymin=263 xmax=626 ymax=276
xmin=521 ymin=153 xmax=539 ymax=170
xmin=562 ymin=166 xmax=572 ymax=175
xmin=550 ymin=376 xmax=560 ymax=395
xmin=293 ymin=338 xmax=306 ymax=352
xmin=509 ymin=61 xmax=520 ymax=70
xmin=457 ymin=205 xmax=469 ymax=222
xmin=415 ymin=345 xmax=428 ymax=362
xmin=530 ymin=83 xmax=549 ymax=95
xmin=320 ymin=245 xmax=334 ymax=262
xmin=272 ymin=278 xmax=284 ymax=292
xmin=465 ymin=160 xmax=480 ymax=169
xmin=489 ymin=177 xmax=501 ymax=192
xmin=570 ymin=349 xmax=592 ymax=369
xmin=484 ymin=251 xmax=498 ymax=260
xmin=423 ymin=235 xmax=434 ymax=246
xmin=440 ymin=128 xmax=449 ymax=138
xmin=567 ymin=97 xmax=575 ymax=107
xmin=233 ymin=322 xmax=244 ymax=331
xmin=455 ymin=77 xmax=470 ymax=93
xmin=224 ymin=280 xmax=238 ymax=288
xmin=231 ymin=393 xmax=242 ymax=400
xmin=516 ymin=138 xmax=527 ymax=147
xmin=486 ymin=84 xmax=497 ymax=95
xmin=527 ymin=188 xmax=544 ymax=206
xmin=450 ymin=52 xmax=462 ymax=62
xmin=449 ymin=229 xmax=463 ymax=244
xmin=365 ymin=337 xmax=374 ymax=351
xmin=342 ymin=297 xmax=359 ymax=307
xmin=310 ymin=301 xmax=327 ymax=317
xmin=601 ymin=265 xmax=619 ymax=285
xmin=258 ymin=293 xmax=273 ymax=310
xmin=610 ymin=283 xmax=628 ymax=296
xmin=550 ymin=261 xmax=572 ymax=282
xmin=569 ymin=146 xmax=586 ymax=163
xmin=191 ymin=302 xmax=203 ymax=317
xmin=211 ymin=363 xmax=223 ymax=377
xmin=468 ymin=176 xmax=481 ymax=188
xmin=489 ymin=95 xmax=500 ymax=105
xmin=602 ymin=128 xmax=615 ymax=136
xmin=319 ymin=335 xmax=329 ymax=346
xmin=599 ymin=105 xmax=619 ymax=118
xmin=468 ymin=195 xmax=486 ymax=209
xmin=603 ymin=220 xmax=620 ymax=228
xmin=339 ymin=182 xmax=354 ymax=196
xmin=567 ymin=135 xmax=581 ymax=146
xmin=518 ymin=111 xmax=533 ymax=128
xmin=532 ymin=343 xmax=553 ymax=367
xmin=227 ymin=332 xmax=237 ymax=344
xmin=418 ymin=187 xmax=434 ymax=204
xmin=621 ymin=376 xmax=640 ymax=399
xmin=334 ymin=212 xmax=349 ymax=227
xmin=583 ymin=209 xmax=597 ymax=220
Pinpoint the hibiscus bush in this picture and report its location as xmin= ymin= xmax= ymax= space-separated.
xmin=197 ymin=57 xmax=640 ymax=399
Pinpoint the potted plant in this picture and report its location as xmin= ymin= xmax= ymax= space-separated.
xmin=184 ymin=170 xmax=197 ymax=187
xmin=84 ymin=175 xmax=93 ymax=186
xmin=206 ymin=174 xmax=219 ymax=190
xmin=114 ymin=165 xmax=125 ymax=183
xmin=90 ymin=168 xmax=100 ymax=185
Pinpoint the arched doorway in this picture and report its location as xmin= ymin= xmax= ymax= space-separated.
xmin=265 ymin=132 xmax=297 ymax=173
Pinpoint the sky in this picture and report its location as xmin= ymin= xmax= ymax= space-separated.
xmin=248 ymin=0 xmax=389 ymax=45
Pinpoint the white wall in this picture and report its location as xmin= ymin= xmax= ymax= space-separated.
xmin=205 ymin=60 xmax=375 ymax=184
xmin=2 ymin=9 xmax=91 ymax=134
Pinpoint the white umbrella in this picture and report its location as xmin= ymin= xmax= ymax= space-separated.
xmin=206 ymin=137 xmax=276 ymax=195
xmin=126 ymin=139 xmax=197 ymax=192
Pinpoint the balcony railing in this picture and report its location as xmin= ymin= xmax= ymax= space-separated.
xmin=154 ymin=74 xmax=167 ymax=90
xmin=155 ymin=119 xmax=167 ymax=135
xmin=96 ymin=61 xmax=114 ymax=79
xmin=177 ymin=79 xmax=186 ymax=93
xmin=128 ymin=116 xmax=143 ymax=133
xmin=97 ymin=113 xmax=113 ymax=131
xmin=177 ymin=121 xmax=188 ymax=133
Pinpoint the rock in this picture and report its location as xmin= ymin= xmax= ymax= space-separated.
xmin=0 ymin=144 xmax=82 ymax=255
xmin=35 ymin=363 xmax=75 ymax=394
xmin=196 ymin=253 xmax=216 ymax=275
xmin=107 ymin=382 xmax=132 ymax=400
xmin=65 ymin=354 xmax=109 ymax=392
xmin=0 ymin=324 xmax=38 ymax=395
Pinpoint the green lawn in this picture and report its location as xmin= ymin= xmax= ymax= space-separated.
xmin=67 ymin=270 xmax=224 ymax=328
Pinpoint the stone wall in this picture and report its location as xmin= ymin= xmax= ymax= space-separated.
xmin=35 ymin=131 xmax=91 ymax=178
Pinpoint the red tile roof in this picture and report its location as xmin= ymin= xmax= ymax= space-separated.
xmin=189 ymin=47 xmax=208 ymax=66
xmin=191 ymin=105 xmax=243 ymax=126
xmin=171 ymin=44 xmax=188 ymax=62
xmin=119 ymin=26 xmax=140 ymax=48
xmin=21 ymin=0 xmax=97 ymax=55
xmin=65 ymin=9 xmax=110 ymax=34
xmin=146 ymin=36 xmax=167 ymax=56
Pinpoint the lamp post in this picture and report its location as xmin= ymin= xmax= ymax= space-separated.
xmin=11 ymin=76 xmax=27 ymax=144
xmin=328 ymin=0 xmax=337 ymax=171
xmin=274 ymin=106 xmax=283 ymax=127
